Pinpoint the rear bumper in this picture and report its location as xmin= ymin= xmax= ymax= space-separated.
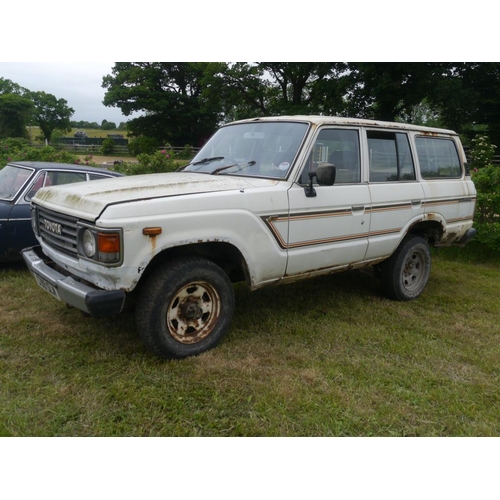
xmin=22 ymin=246 xmax=126 ymax=317
xmin=456 ymin=228 xmax=477 ymax=246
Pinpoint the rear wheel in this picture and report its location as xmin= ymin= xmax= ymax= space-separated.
xmin=136 ymin=257 xmax=235 ymax=359
xmin=380 ymin=235 xmax=431 ymax=301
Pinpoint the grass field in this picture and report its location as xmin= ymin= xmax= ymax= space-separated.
xmin=29 ymin=127 xmax=129 ymax=142
xmin=1 ymin=249 xmax=499 ymax=437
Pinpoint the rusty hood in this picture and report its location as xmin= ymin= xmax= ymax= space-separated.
xmin=32 ymin=171 xmax=278 ymax=219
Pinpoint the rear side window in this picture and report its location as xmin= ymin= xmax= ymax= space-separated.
xmin=89 ymin=173 xmax=110 ymax=181
xmin=47 ymin=171 xmax=86 ymax=185
xmin=368 ymin=131 xmax=415 ymax=182
xmin=415 ymin=137 xmax=462 ymax=178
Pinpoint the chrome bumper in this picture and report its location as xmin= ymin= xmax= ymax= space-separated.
xmin=22 ymin=246 xmax=126 ymax=317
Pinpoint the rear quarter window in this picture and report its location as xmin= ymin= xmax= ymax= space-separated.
xmin=47 ymin=171 xmax=86 ymax=185
xmin=89 ymin=173 xmax=110 ymax=180
xmin=416 ymin=137 xmax=462 ymax=179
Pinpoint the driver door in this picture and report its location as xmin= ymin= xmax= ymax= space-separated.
xmin=285 ymin=127 xmax=371 ymax=277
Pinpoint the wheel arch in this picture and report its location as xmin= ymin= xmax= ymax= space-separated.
xmin=407 ymin=218 xmax=444 ymax=246
xmin=138 ymin=241 xmax=250 ymax=288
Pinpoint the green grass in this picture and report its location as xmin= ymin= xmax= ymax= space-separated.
xmin=1 ymin=253 xmax=499 ymax=437
xmin=28 ymin=127 xmax=128 ymax=143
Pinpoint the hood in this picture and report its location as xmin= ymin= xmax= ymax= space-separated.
xmin=33 ymin=171 xmax=279 ymax=219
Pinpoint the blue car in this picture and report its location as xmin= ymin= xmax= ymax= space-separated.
xmin=0 ymin=161 xmax=124 ymax=263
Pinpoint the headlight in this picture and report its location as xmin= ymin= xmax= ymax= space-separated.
xmin=82 ymin=229 xmax=96 ymax=258
xmin=77 ymin=224 xmax=122 ymax=265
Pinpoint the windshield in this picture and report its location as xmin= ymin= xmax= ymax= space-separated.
xmin=184 ymin=121 xmax=309 ymax=179
xmin=0 ymin=165 xmax=34 ymax=201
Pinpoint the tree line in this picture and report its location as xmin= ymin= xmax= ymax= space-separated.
xmin=71 ymin=120 xmax=126 ymax=131
xmin=0 ymin=78 xmax=74 ymax=142
xmin=0 ymin=78 xmax=127 ymax=143
xmin=3 ymin=63 xmax=500 ymax=149
xmin=101 ymin=62 xmax=500 ymax=149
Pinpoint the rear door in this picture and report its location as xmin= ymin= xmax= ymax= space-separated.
xmin=365 ymin=129 xmax=425 ymax=260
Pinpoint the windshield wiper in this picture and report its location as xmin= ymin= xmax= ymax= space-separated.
xmin=178 ymin=156 xmax=226 ymax=173
xmin=210 ymin=161 xmax=256 ymax=175
xmin=190 ymin=156 xmax=225 ymax=167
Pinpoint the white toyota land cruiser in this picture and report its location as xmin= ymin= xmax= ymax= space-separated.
xmin=22 ymin=116 xmax=477 ymax=359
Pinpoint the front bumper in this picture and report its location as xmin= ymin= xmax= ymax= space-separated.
xmin=22 ymin=246 xmax=126 ymax=318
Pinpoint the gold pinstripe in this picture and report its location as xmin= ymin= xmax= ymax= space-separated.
xmin=261 ymin=196 xmax=476 ymax=250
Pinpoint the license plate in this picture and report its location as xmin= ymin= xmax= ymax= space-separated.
xmin=34 ymin=273 xmax=60 ymax=300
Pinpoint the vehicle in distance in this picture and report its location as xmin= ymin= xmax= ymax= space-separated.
xmin=0 ymin=161 xmax=123 ymax=262
xmin=22 ymin=116 xmax=477 ymax=359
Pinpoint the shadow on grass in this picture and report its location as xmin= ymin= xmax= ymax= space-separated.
xmin=52 ymin=269 xmax=383 ymax=360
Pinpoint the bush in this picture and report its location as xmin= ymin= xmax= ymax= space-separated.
xmin=470 ymin=134 xmax=497 ymax=169
xmin=176 ymin=144 xmax=195 ymax=160
xmin=112 ymin=150 xmax=178 ymax=175
xmin=128 ymin=136 xmax=158 ymax=156
xmin=1 ymin=139 xmax=84 ymax=167
xmin=100 ymin=138 xmax=114 ymax=155
xmin=471 ymin=165 xmax=500 ymax=253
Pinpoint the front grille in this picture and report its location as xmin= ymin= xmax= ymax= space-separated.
xmin=37 ymin=206 xmax=80 ymax=258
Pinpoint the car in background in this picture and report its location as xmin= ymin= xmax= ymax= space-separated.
xmin=0 ymin=161 xmax=123 ymax=263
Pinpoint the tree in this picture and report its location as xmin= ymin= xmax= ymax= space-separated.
xmin=30 ymin=91 xmax=74 ymax=142
xmin=0 ymin=77 xmax=33 ymax=139
xmin=340 ymin=63 xmax=446 ymax=122
xmin=200 ymin=62 xmax=267 ymax=122
xmin=102 ymin=62 xmax=500 ymax=148
xmin=71 ymin=120 xmax=100 ymax=129
xmin=430 ymin=63 xmax=500 ymax=147
xmin=102 ymin=62 xmax=220 ymax=146
xmin=0 ymin=94 xmax=33 ymax=139
xmin=258 ymin=62 xmax=346 ymax=115
xmin=201 ymin=62 xmax=348 ymax=120
xmin=0 ymin=77 xmax=29 ymax=96
xmin=101 ymin=119 xmax=117 ymax=130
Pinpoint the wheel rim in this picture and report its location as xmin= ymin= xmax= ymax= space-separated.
xmin=402 ymin=249 xmax=427 ymax=292
xmin=166 ymin=281 xmax=221 ymax=344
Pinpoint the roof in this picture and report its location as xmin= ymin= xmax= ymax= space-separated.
xmin=228 ymin=115 xmax=457 ymax=135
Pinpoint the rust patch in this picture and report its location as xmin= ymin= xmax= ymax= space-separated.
xmin=439 ymin=231 xmax=459 ymax=245
xmin=148 ymin=234 xmax=157 ymax=252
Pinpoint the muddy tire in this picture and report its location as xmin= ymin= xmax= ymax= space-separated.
xmin=136 ymin=257 xmax=235 ymax=359
xmin=380 ymin=234 xmax=431 ymax=301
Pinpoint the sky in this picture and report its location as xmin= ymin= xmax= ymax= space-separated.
xmin=0 ymin=62 xmax=139 ymax=125
xmin=0 ymin=2 xmax=493 ymax=130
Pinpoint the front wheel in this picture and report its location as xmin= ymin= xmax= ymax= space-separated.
xmin=380 ymin=235 xmax=431 ymax=301
xmin=136 ymin=257 xmax=235 ymax=359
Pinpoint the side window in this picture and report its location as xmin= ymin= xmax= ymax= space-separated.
xmin=300 ymin=128 xmax=360 ymax=184
xmin=89 ymin=173 xmax=109 ymax=181
xmin=47 ymin=171 xmax=86 ymax=185
xmin=415 ymin=137 xmax=461 ymax=178
xmin=368 ymin=131 xmax=415 ymax=182
xmin=25 ymin=172 xmax=46 ymax=201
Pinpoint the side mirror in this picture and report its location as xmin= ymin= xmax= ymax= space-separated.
xmin=304 ymin=162 xmax=336 ymax=197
